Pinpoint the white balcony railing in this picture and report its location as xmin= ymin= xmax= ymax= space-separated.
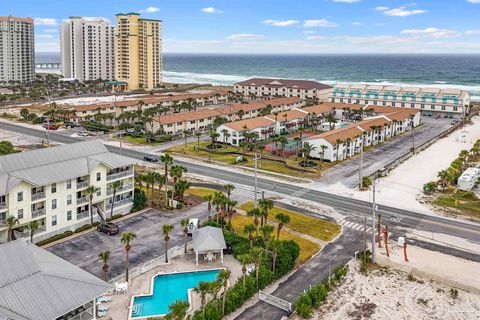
xmin=77 ymin=196 xmax=89 ymax=205
xmin=106 ymin=197 xmax=132 ymax=209
xmin=77 ymin=181 xmax=89 ymax=189
xmin=31 ymin=208 xmax=46 ymax=218
xmin=31 ymin=192 xmax=45 ymax=201
xmin=107 ymin=183 xmax=134 ymax=195
xmin=107 ymin=169 xmax=133 ymax=181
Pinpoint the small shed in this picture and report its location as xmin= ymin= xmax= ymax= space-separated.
xmin=192 ymin=226 xmax=226 ymax=266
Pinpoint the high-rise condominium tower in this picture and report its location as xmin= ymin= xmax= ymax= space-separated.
xmin=115 ymin=13 xmax=162 ymax=90
xmin=61 ymin=17 xmax=115 ymax=81
xmin=0 ymin=16 xmax=35 ymax=83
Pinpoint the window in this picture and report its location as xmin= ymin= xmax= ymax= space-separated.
xmin=67 ymin=210 xmax=72 ymax=221
xmin=97 ymin=188 xmax=101 ymax=196
xmin=66 ymin=179 xmax=72 ymax=189
xmin=96 ymin=172 xmax=101 ymax=181
xmin=52 ymin=215 xmax=57 ymax=226
xmin=52 ymin=199 xmax=57 ymax=210
xmin=17 ymin=209 xmax=23 ymax=219
xmin=17 ymin=192 xmax=23 ymax=202
xmin=67 ymin=195 xmax=72 ymax=205
xmin=51 ymin=183 xmax=57 ymax=193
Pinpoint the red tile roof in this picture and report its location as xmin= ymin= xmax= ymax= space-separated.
xmin=235 ymin=78 xmax=332 ymax=90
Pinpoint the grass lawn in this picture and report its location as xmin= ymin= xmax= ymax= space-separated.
xmin=186 ymin=187 xmax=219 ymax=199
xmin=433 ymin=190 xmax=480 ymax=219
xmin=142 ymin=187 xmax=166 ymax=208
xmin=230 ymin=214 xmax=320 ymax=264
xmin=167 ymin=141 xmax=322 ymax=178
xmin=238 ymin=202 xmax=341 ymax=242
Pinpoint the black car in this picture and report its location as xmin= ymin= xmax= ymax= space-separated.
xmin=97 ymin=222 xmax=119 ymax=235
xmin=143 ymin=155 xmax=159 ymax=162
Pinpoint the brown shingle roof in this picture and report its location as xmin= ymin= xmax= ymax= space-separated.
xmin=265 ymin=109 xmax=307 ymax=122
xmin=235 ymin=78 xmax=332 ymax=90
xmin=224 ymin=117 xmax=275 ymax=132
xmin=306 ymin=125 xmax=364 ymax=145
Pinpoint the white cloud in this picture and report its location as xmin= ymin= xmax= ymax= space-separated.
xmin=375 ymin=22 xmax=384 ymax=27
xmin=140 ymin=7 xmax=160 ymax=13
xmin=43 ymin=29 xmax=57 ymax=33
xmin=401 ymin=27 xmax=460 ymax=39
xmin=227 ymin=34 xmax=265 ymax=40
xmin=306 ymin=36 xmax=329 ymax=40
xmin=303 ymin=30 xmax=317 ymax=34
xmin=34 ymin=18 xmax=58 ymax=26
xmin=375 ymin=6 xmax=427 ymax=17
xmin=36 ymin=34 xmax=54 ymax=39
xmin=466 ymin=29 xmax=480 ymax=35
xmin=332 ymin=0 xmax=361 ymax=2
xmin=202 ymin=7 xmax=222 ymax=14
xmin=262 ymin=19 xmax=299 ymax=27
xmin=35 ymin=41 xmax=60 ymax=52
xmin=303 ymin=19 xmax=338 ymax=28
xmin=466 ymin=0 xmax=480 ymax=3
xmin=345 ymin=35 xmax=418 ymax=45
xmin=352 ymin=22 xmax=362 ymax=26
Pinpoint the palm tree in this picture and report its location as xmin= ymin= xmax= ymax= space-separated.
xmin=85 ymin=185 xmax=98 ymax=225
xmin=120 ymin=231 xmax=136 ymax=282
xmin=204 ymin=194 xmax=213 ymax=218
xmin=163 ymin=224 xmax=174 ymax=263
xmin=243 ymin=224 xmax=256 ymax=248
xmin=166 ymin=300 xmax=189 ymax=320
xmin=247 ymin=208 xmax=262 ymax=234
xmin=195 ymin=131 xmax=202 ymax=148
xmin=181 ymin=218 xmax=189 ymax=253
xmin=275 ymin=213 xmax=291 ymax=240
xmin=218 ymin=269 xmax=231 ymax=316
xmin=161 ymin=154 xmax=173 ymax=207
xmin=237 ymin=253 xmax=252 ymax=286
xmin=209 ymin=130 xmax=220 ymax=148
xmin=301 ymin=142 xmax=316 ymax=167
xmin=224 ymin=184 xmax=235 ymax=200
xmin=293 ymin=137 xmax=302 ymax=160
xmin=277 ymin=136 xmax=288 ymax=157
xmin=193 ymin=281 xmax=210 ymax=313
xmin=27 ymin=220 xmax=39 ymax=243
xmin=153 ymin=172 xmax=165 ymax=208
xmin=259 ymin=224 xmax=274 ymax=242
xmin=5 ymin=216 xmax=19 ymax=242
xmin=170 ymin=165 xmax=187 ymax=185
xmin=335 ymin=139 xmax=343 ymax=161
xmin=98 ymin=250 xmax=111 ymax=281
xmin=437 ymin=170 xmax=450 ymax=191
xmin=268 ymin=239 xmax=282 ymax=274
xmin=174 ymin=180 xmax=191 ymax=201
xmin=251 ymin=246 xmax=264 ymax=286
xmin=320 ymin=145 xmax=328 ymax=164
xmin=226 ymin=199 xmax=237 ymax=226
xmin=258 ymin=198 xmax=274 ymax=226
xmin=109 ymin=180 xmax=122 ymax=219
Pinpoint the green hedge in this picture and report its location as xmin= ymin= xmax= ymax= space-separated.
xmin=132 ymin=188 xmax=147 ymax=212
xmin=294 ymin=264 xmax=349 ymax=319
xmin=74 ymin=224 xmax=93 ymax=233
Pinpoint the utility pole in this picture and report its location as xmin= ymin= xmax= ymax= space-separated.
xmin=359 ymin=134 xmax=364 ymax=189
xmin=254 ymin=152 xmax=259 ymax=206
xmin=411 ymin=120 xmax=415 ymax=155
xmin=371 ymin=179 xmax=377 ymax=262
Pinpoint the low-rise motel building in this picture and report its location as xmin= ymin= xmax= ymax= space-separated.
xmin=329 ymin=83 xmax=471 ymax=118
xmin=151 ymin=97 xmax=303 ymax=135
xmin=234 ymin=78 xmax=333 ymax=101
xmin=305 ymin=105 xmax=421 ymax=162
xmin=0 ymin=140 xmax=136 ymax=243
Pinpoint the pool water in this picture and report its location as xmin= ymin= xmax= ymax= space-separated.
xmin=131 ymin=269 xmax=221 ymax=318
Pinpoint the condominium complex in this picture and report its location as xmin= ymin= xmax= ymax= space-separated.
xmin=0 ymin=16 xmax=35 ymax=83
xmin=0 ymin=140 xmax=136 ymax=243
xmin=61 ymin=16 xmax=115 ymax=81
xmin=115 ymin=13 xmax=162 ymax=90
xmin=234 ymin=78 xmax=332 ymax=101
xmin=329 ymin=83 xmax=471 ymax=118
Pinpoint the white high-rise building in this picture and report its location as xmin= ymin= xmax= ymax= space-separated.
xmin=61 ymin=16 xmax=115 ymax=81
xmin=0 ymin=16 xmax=35 ymax=83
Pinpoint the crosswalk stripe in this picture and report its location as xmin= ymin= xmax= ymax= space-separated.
xmin=345 ymin=222 xmax=354 ymax=228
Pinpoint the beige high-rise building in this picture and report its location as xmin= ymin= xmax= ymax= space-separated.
xmin=115 ymin=13 xmax=162 ymax=91
xmin=0 ymin=16 xmax=35 ymax=83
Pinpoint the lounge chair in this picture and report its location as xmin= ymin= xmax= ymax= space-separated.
xmin=97 ymin=296 xmax=112 ymax=303
xmin=97 ymin=305 xmax=108 ymax=312
xmin=97 ymin=311 xmax=107 ymax=318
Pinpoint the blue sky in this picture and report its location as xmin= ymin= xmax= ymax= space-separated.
xmin=6 ymin=0 xmax=480 ymax=53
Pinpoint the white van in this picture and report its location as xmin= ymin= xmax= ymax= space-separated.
xmin=187 ymin=218 xmax=199 ymax=236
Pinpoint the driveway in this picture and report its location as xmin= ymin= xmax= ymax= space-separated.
xmin=316 ymin=117 xmax=453 ymax=188
xmin=47 ymin=205 xmax=210 ymax=279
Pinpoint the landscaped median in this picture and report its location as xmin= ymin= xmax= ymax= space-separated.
xmin=237 ymin=202 xmax=341 ymax=242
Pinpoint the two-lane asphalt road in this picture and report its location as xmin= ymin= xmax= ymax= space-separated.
xmin=1 ymin=121 xmax=479 ymax=244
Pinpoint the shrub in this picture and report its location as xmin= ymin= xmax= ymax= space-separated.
xmin=153 ymin=134 xmax=173 ymax=142
xmin=92 ymin=221 xmax=100 ymax=227
xmin=132 ymin=188 xmax=147 ymax=212
xmin=450 ymin=288 xmax=459 ymax=299
xmin=423 ymin=181 xmax=437 ymax=194
xmin=74 ymin=224 xmax=92 ymax=233
xmin=362 ymin=176 xmax=372 ymax=188
xmin=307 ymin=284 xmax=328 ymax=308
xmin=294 ymin=294 xmax=313 ymax=319
xmin=272 ymin=240 xmax=300 ymax=278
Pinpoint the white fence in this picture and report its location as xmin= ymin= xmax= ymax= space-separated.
xmin=259 ymin=290 xmax=292 ymax=312
xmin=109 ymin=241 xmax=192 ymax=284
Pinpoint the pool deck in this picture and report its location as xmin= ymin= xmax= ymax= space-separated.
xmin=105 ymin=253 xmax=242 ymax=320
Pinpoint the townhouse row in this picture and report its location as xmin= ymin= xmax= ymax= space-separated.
xmin=0 ymin=140 xmax=136 ymax=243
xmin=234 ymin=78 xmax=333 ymax=101
xmin=151 ymin=97 xmax=304 ymax=135
xmin=329 ymin=83 xmax=470 ymax=118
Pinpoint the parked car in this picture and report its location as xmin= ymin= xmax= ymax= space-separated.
xmin=97 ymin=222 xmax=119 ymax=235
xmin=187 ymin=218 xmax=199 ymax=236
xmin=65 ymin=121 xmax=81 ymax=128
xmin=45 ymin=124 xmax=58 ymax=130
xmin=143 ymin=155 xmax=158 ymax=162
xmin=77 ymin=131 xmax=89 ymax=137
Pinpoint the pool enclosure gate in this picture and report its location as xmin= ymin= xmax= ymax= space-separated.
xmin=258 ymin=290 xmax=292 ymax=312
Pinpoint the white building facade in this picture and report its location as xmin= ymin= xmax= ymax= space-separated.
xmin=0 ymin=16 xmax=35 ymax=83
xmin=61 ymin=16 xmax=115 ymax=81
xmin=0 ymin=140 xmax=136 ymax=243
xmin=329 ymin=83 xmax=471 ymax=118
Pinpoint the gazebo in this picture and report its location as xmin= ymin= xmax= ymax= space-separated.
xmin=192 ymin=226 xmax=227 ymax=266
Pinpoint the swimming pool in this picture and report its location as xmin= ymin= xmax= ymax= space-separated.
xmin=131 ymin=269 xmax=221 ymax=318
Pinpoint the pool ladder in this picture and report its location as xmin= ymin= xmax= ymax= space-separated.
xmin=131 ymin=303 xmax=143 ymax=317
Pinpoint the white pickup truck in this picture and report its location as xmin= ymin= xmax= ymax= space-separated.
xmin=187 ymin=218 xmax=199 ymax=236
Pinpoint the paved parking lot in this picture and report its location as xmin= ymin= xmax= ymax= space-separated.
xmin=316 ymin=117 xmax=453 ymax=188
xmin=47 ymin=205 xmax=210 ymax=279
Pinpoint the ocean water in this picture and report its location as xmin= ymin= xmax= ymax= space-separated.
xmin=36 ymin=53 xmax=480 ymax=100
